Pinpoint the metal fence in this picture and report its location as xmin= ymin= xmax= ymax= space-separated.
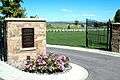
xmin=86 ymin=19 xmax=112 ymax=51
xmin=0 ymin=20 xmax=7 ymax=61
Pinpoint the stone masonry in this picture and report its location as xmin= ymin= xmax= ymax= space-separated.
xmin=5 ymin=18 xmax=46 ymax=68
xmin=112 ymin=23 xmax=120 ymax=52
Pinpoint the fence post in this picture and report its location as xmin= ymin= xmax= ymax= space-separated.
xmin=3 ymin=20 xmax=7 ymax=62
xmin=86 ymin=19 xmax=88 ymax=47
xmin=0 ymin=20 xmax=7 ymax=62
xmin=107 ymin=19 xmax=112 ymax=51
xmin=107 ymin=21 xmax=109 ymax=50
xmin=109 ymin=19 xmax=112 ymax=51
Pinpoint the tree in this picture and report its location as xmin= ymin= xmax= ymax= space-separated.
xmin=74 ymin=20 xmax=79 ymax=25
xmin=0 ymin=16 xmax=4 ymax=20
xmin=0 ymin=0 xmax=26 ymax=18
xmin=30 ymin=15 xmax=39 ymax=18
xmin=114 ymin=9 xmax=120 ymax=23
xmin=67 ymin=24 xmax=71 ymax=29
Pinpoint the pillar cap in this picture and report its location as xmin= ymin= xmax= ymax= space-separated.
xmin=5 ymin=18 xmax=46 ymax=22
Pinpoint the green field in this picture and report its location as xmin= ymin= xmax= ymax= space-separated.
xmin=47 ymin=29 xmax=108 ymax=50
xmin=47 ymin=31 xmax=86 ymax=47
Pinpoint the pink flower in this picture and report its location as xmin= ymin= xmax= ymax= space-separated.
xmin=25 ymin=64 xmax=30 ymax=69
xmin=37 ymin=55 xmax=42 ymax=59
xmin=57 ymin=55 xmax=67 ymax=61
xmin=58 ymin=64 xmax=65 ymax=71
xmin=23 ymin=53 xmax=70 ymax=73
xmin=43 ymin=55 xmax=48 ymax=59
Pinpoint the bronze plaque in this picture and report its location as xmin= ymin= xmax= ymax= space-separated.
xmin=22 ymin=28 xmax=34 ymax=48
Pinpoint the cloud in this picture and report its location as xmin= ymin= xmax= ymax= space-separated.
xmin=81 ymin=14 xmax=96 ymax=17
xmin=61 ymin=9 xmax=73 ymax=13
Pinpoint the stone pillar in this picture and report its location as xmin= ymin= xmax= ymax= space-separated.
xmin=112 ymin=23 xmax=120 ymax=52
xmin=5 ymin=18 xmax=46 ymax=68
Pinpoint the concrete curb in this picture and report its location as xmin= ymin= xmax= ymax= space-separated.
xmin=47 ymin=44 xmax=120 ymax=57
xmin=0 ymin=61 xmax=88 ymax=80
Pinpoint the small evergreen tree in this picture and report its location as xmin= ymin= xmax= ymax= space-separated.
xmin=74 ymin=20 xmax=79 ymax=25
xmin=67 ymin=24 xmax=70 ymax=29
xmin=0 ymin=0 xmax=26 ymax=18
xmin=114 ymin=9 xmax=120 ymax=23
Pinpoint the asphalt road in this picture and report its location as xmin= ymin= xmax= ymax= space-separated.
xmin=47 ymin=47 xmax=120 ymax=80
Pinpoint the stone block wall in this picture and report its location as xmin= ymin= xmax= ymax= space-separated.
xmin=5 ymin=18 xmax=46 ymax=68
xmin=112 ymin=23 xmax=120 ymax=52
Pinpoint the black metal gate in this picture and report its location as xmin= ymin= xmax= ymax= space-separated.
xmin=86 ymin=19 xmax=112 ymax=51
xmin=0 ymin=20 xmax=7 ymax=61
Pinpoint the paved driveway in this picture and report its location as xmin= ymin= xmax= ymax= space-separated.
xmin=47 ymin=47 xmax=120 ymax=80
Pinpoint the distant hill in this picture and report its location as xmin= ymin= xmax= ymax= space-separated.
xmin=48 ymin=21 xmax=73 ymax=24
xmin=47 ymin=21 xmax=86 ymax=25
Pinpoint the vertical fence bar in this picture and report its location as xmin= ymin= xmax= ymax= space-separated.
xmin=107 ymin=20 xmax=109 ymax=51
xmin=3 ymin=20 xmax=7 ymax=62
xmin=109 ymin=19 xmax=112 ymax=51
xmin=86 ymin=19 xmax=88 ymax=47
xmin=0 ymin=20 xmax=7 ymax=62
xmin=0 ymin=20 xmax=3 ymax=61
xmin=0 ymin=21 xmax=2 ymax=61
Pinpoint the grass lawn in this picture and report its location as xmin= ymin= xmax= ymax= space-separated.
xmin=47 ymin=30 xmax=108 ymax=50
xmin=47 ymin=31 xmax=86 ymax=47
xmin=87 ymin=29 xmax=108 ymax=49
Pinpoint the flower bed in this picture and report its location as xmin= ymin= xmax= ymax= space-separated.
xmin=22 ymin=53 xmax=70 ymax=74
